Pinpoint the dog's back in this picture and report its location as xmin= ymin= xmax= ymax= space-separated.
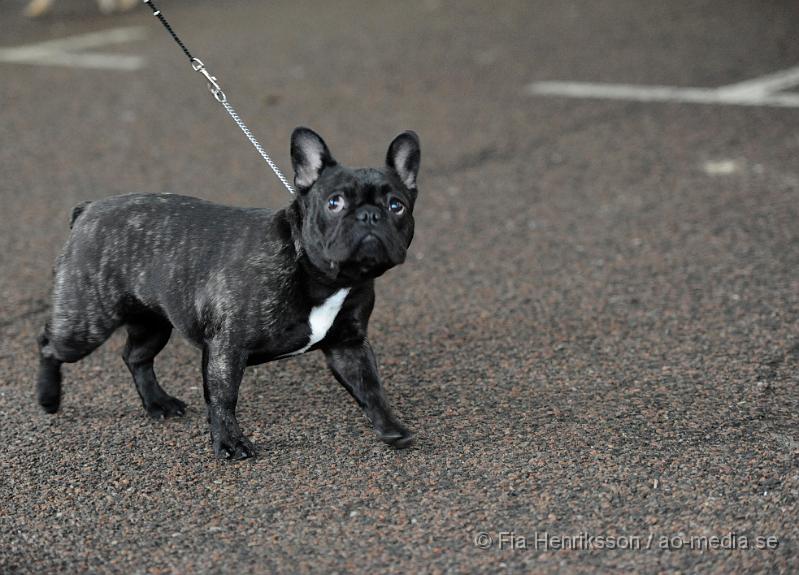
xmin=39 ymin=193 xmax=284 ymax=412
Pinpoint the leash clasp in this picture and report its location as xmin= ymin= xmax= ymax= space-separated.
xmin=191 ymin=58 xmax=227 ymax=103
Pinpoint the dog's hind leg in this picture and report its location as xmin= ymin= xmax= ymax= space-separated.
xmin=122 ymin=319 xmax=186 ymax=419
xmin=37 ymin=318 xmax=116 ymax=413
xmin=37 ymin=326 xmax=63 ymax=413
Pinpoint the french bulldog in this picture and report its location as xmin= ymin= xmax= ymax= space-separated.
xmin=36 ymin=127 xmax=420 ymax=460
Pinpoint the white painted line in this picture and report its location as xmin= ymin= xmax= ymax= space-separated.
xmin=527 ymin=65 xmax=799 ymax=108
xmin=528 ymin=81 xmax=799 ymax=108
xmin=716 ymin=65 xmax=799 ymax=98
xmin=528 ymin=82 xmax=723 ymax=104
xmin=0 ymin=26 xmax=145 ymax=71
xmin=750 ymin=93 xmax=799 ymax=108
xmin=0 ymin=26 xmax=145 ymax=56
xmin=19 ymin=52 xmax=144 ymax=71
xmin=702 ymin=160 xmax=740 ymax=176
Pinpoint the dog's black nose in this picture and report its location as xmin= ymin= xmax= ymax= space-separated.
xmin=356 ymin=206 xmax=382 ymax=225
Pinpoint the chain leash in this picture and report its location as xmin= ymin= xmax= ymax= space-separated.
xmin=142 ymin=0 xmax=295 ymax=195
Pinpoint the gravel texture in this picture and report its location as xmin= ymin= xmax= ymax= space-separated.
xmin=1 ymin=0 xmax=798 ymax=573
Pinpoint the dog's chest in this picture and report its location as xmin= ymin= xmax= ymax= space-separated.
xmin=283 ymin=288 xmax=350 ymax=356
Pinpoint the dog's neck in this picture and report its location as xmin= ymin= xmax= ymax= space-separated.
xmin=281 ymin=200 xmax=359 ymax=297
xmin=283 ymin=200 xmax=306 ymax=262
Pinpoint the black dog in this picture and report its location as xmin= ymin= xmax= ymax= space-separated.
xmin=36 ymin=127 xmax=420 ymax=459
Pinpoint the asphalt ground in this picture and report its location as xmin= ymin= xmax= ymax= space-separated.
xmin=1 ymin=0 xmax=798 ymax=573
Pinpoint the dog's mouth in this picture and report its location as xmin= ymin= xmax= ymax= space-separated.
xmin=349 ymin=233 xmax=391 ymax=274
xmin=329 ymin=233 xmax=397 ymax=281
xmin=311 ymin=228 xmax=407 ymax=283
xmin=354 ymin=233 xmax=387 ymax=261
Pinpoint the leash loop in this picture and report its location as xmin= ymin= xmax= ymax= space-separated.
xmin=142 ymin=0 xmax=295 ymax=195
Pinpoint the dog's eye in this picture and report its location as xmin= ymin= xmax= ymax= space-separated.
xmin=327 ymin=195 xmax=346 ymax=213
xmin=388 ymin=197 xmax=405 ymax=215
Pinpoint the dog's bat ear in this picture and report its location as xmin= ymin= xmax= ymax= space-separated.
xmin=291 ymin=127 xmax=336 ymax=192
xmin=386 ymin=131 xmax=420 ymax=191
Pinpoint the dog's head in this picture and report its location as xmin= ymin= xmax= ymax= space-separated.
xmin=290 ymin=127 xmax=420 ymax=284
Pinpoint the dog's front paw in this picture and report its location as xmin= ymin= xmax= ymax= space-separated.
xmin=145 ymin=395 xmax=187 ymax=419
xmin=213 ymin=434 xmax=256 ymax=461
xmin=378 ymin=425 xmax=414 ymax=449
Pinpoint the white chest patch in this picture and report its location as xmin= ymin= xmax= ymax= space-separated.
xmin=287 ymin=288 xmax=350 ymax=356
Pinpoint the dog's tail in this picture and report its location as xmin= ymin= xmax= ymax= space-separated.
xmin=69 ymin=201 xmax=92 ymax=229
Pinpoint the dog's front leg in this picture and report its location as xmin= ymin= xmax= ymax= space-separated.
xmin=202 ymin=342 xmax=255 ymax=460
xmin=324 ymin=339 xmax=413 ymax=448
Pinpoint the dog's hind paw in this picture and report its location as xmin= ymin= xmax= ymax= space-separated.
xmin=145 ymin=395 xmax=187 ymax=419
